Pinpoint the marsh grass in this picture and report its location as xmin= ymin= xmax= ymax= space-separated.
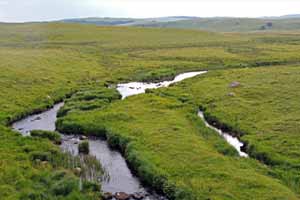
xmin=0 ymin=126 xmax=102 ymax=199
xmin=31 ymin=130 xmax=62 ymax=144
xmin=158 ymin=65 xmax=300 ymax=194
xmin=78 ymin=141 xmax=90 ymax=154
xmin=2 ymin=23 xmax=300 ymax=199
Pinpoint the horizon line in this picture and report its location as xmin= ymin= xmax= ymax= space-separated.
xmin=1 ymin=13 xmax=299 ymax=23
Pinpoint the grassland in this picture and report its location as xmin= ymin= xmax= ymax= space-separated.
xmin=60 ymin=16 xmax=300 ymax=32
xmin=1 ymin=23 xmax=300 ymax=199
xmin=2 ymin=23 xmax=300 ymax=125
xmin=158 ymin=65 xmax=300 ymax=194
xmin=136 ymin=17 xmax=300 ymax=32
xmin=57 ymin=87 xmax=299 ymax=199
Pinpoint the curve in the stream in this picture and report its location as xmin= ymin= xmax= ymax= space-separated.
xmin=12 ymin=72 xmax=207 ymax=200
xmin=12 ymin=70 xmax=248 ymax=200
xmin=12 ymin=103 xmax=163 ymax=200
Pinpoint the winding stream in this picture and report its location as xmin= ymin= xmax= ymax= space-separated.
xmin=12 ymin=103 xmax=160 ymax=200
xmin=12 ymin=70 xmax=247 ymax=200
xmin=198 ymin=111 xmax=248 ymax=157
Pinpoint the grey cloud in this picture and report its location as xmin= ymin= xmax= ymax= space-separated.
xmin=0 ymin=0 xmax=299 ymax=22
xmin=0 ymin=0 xmax=111 ymax=22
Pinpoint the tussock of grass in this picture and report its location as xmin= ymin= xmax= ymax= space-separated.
xmin=58 ymin=87 xmax=121 ymax=118
xmin=31 ymin=130 xmax=62 ymax=144
xmin=78 ymin=141 xmax=90 ymax=154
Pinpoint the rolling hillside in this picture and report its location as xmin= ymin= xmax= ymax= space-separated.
xmin=137 ymin=17 xmax=300 ymax=32
xmin=60 ymin=15 xmax=300 ymax=32
xmin=60 ymin=16 xmax=196 ymax=26
xmin=1 ymin=23 xmax=300 ymax=199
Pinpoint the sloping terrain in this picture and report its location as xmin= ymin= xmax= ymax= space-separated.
xmin=60 ymin=16 xmax=196 ymax=26
xmin=134 ymin=17 xmax=300 ymax=32
xmin=156 ymin=65 xmax=300 ymax=195
xmin=1 ymin=23 xmax=300 ymax=199
xmin=59 ymin=16 xmax=300 ymax=32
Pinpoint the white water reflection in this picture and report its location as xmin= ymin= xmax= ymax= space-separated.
xmin=117 ymin=71 xmax=207 ymax=99
xmin=198 ymin=111 xmax=248 ymax=157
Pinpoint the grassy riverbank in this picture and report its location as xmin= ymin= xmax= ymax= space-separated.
xmin=0 ymin=126 xmax=101 ymax=199
xmin=56 ymin=84 xmax=298 ymax=200
xmin=1 ymin=23 xmax=300 ymax=199
xmin=2 ymin=23 xmax=300 ymax=125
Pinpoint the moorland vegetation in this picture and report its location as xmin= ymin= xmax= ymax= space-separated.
xmin=1 ymin=23 xmax=300 ymax=199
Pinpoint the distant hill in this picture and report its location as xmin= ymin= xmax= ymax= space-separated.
xmin=60 ymin=17 xmax=136 ymax=26
xmin=59 ymin=15 xmax=300 ymax=32
xmin=60 ymin=16 xmax=196 ymax=26
xmin=136 ymin=17 xmax=300 ymax=32
xmin=269 ymin=14 xmax=300 ymax=19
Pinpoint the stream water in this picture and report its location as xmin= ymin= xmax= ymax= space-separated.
xmin=117 ymin=71 xmax=207 ymax=99
xmin=198 ymin=111 xmax=248 ymax=157
xmin=12 ymin=70 xmax=247 ymax=200
xmin=12 ymin=103 xmax=161 ymax=200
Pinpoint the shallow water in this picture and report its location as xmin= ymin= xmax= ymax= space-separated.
xmin=89 ymin=139 xmax=145 ymax=194
xmin=12 ymin=103 xmax=162 ymax=199
xmin=12 ymin=102 xmax=64 ymax=136
xmin=117 ymin=71 xmax=207 ymax=99
xmin=198 ymin=111 xmax=248 ymax=157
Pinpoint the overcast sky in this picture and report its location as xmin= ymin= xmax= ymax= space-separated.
xmin=1 ymin=0 xmax=300 ymax=22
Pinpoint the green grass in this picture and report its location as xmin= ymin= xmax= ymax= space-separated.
xmin=57 ymin=87 xmax=121 ymax=117
xmin=0 ymin=126 xmax=101 ymax=200
xmin=56 ymin=89 xmax=298 ymax=200
xmin=1 ymin=23 xmax=300 ymax=125
xmin=31 ymin=130 xmax=62 ymax=144
xmin=156 ymin=65 xmax=300 ymax=194
xmin=1 ymin=23 xmax=300 ymax=199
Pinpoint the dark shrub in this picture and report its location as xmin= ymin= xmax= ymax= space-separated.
xmin=266 ymin=22 xmax=273 ymax=27
xmin=78 ymin=141 xmax=89 ymax=154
